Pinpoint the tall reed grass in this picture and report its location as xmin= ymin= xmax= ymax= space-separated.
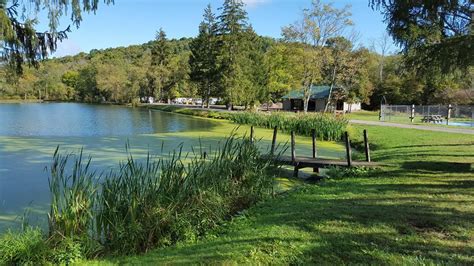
xmin=47 ymin=135 xmax=281 ymax=256
xmin=230 ymin=112 xmax=348 ymax=141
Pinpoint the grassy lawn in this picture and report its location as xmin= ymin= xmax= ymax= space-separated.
xmin=89 ymin=125 xmax=474 ymax=265
xmin=345 ymin=110 xmax=382 ymax=121
xmin=346 ymin=110 xmax=474 ymax=130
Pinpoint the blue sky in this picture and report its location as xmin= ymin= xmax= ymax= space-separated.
xmin=43 ymin=0 xmax=395 ymax=57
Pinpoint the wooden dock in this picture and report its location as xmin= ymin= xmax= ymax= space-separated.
xmin=260 ymin=126 xmax=380 ymax=177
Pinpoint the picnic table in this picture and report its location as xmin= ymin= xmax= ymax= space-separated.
xmin=421 ymin=115 xmax=444 ymax=124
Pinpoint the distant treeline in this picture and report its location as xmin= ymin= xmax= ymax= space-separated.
xmin=0 ymin=1 xmax=472 ymax=108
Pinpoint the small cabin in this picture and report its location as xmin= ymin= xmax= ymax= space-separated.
xmin=282 ymin=85 xmax=361 ymax=113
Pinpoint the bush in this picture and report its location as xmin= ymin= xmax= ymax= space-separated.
xmin=0 ymin=227 xmax=50 ymax=265
xmin=229 ymin=112 xmax=348 ymax=141
xmin=46 ymin=135 xmax=281 ymax=255
xmin=325 ymin=166 xmax=373 ymax=179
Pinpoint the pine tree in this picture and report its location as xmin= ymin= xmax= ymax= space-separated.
xmin=151 ymin=28 xmax=171 ymax=67
xmin=148 ymin=28 xmax=172 ymax=102
xmin=217 ymin=0 xmax=251 ymax=110
xmin=189 ymin=4 xmax=219 ymax=108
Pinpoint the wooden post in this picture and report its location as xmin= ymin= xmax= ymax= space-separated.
xmin=291 ymin=131 xmax=298 ymax=178
xmin=344 ymin=131 xmax=352 ymax=167
xmin=270 ymin=126 xmax=278 ymax=155
xmin=410 ymin=104 xmax=415 ymax=123
xmin=203 ymin=151 xmax=207 ymax=159
xmin=446 ymin=104 xmax=452 ymax=125
xmin=291 ymin=131 xmax=296 ymax=163
xmin=363 ymin=129 xmax=371 ymax=162
xmin=379 ymin=103 xmax=382 ymax=121
xmin=312 ymin=129 xmax=318 ymax=173
xmin=311 ymin=129 xmax=317 ymax=158
xmin=250 ymin=126 xmax=254 ymax=143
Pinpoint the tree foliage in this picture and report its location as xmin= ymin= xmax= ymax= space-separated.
xmin=189 ymin=4 xmax=219 ymax=108
xmin=370 ymin=0 xmax=473 ymax=72
xmin=0 ymin=0 xmax=113 ymax=73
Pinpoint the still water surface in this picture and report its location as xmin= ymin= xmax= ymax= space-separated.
xmin=0 ymin=103 xmax=221 ymax=230
xmin=0 ymin=103 xmax=217 ymax=136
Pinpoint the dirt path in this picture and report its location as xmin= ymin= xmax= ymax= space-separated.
xmin=350 ymin=119 xmax=474 ymax=135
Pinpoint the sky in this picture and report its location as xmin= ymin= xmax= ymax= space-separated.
xmin=37 ymin=0 xmax=396 ymax=57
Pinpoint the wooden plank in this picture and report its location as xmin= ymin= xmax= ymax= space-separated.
xmin=272 ymin=156 xmax=380 ymax=169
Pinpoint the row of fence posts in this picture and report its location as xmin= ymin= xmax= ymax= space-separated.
xmin=253 ymin=125 xmax=371 ymax=168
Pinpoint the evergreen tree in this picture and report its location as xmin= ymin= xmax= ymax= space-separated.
xmin=217 ymin=0 xmax=251 ymax=110
xmin=370 ymin=0 xmax=473 ymax=73
xmin=148 ymin=28 xmax=172 ymax=102
xmin=0 ymin=0 xmax=113 ymax=73
xmin=189 ymin=4 xmax=219 ymax=108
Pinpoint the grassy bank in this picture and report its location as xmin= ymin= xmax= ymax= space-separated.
xmin=0 ymin=99 xmax=43 ymax=103
xmin=145 ymin=104 xmax=231 ymax=120
xmin=146 ymin=105 xmax=348 ymax=141
xmin=94 ymin=125 xmax=473 ymax=264
xmin=0 ymin=136 xmax=282 ymax=265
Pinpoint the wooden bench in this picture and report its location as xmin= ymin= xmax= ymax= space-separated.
xmin=421 ymin=115 xmax=444 ymax=124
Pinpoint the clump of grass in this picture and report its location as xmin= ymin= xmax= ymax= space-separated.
xmin=44 ymin=134 xmax=281 ymax=257
xmin=229 ymin=112 xmax=348 ymax=141
xmin=48 ymin=148 xmax=98 ymax=240
xmin=0 ymin=227 xmax=50 ymax=265
xmin=325 ymin=166 xmax=374 ymax=179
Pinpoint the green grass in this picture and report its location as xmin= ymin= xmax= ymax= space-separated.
xmin=90 ymin=125 xmax=474 ymax=265
xmin=229 ymin=111 xmax=348 ymax=141
xmin=345 ymin=110 xmax=382 ymax=121
xmin=347 ymin=110 xmax=474 ymax=129
xmin=145 ymin=104 xmax=231 ymax=120
xmin=146 ymin=105 xmax=348 ymax=141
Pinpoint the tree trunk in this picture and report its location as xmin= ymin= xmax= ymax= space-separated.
xmin=324 ymin=65 xmax=338 ymax=112
xmin=206 ymin=84 xmax=211 ymax=109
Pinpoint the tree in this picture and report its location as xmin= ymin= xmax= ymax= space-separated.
xmin=189 ymin=4 xmax=219 ymax=108
xmin=0 ymin=0 xmax=113 ymax=73
xmin=370 ymin=0 xmax=473 ymax=73
xmin=371 ymin=32 xmax=394 ymax=82
xmin=263 ymin=43 xmax=300 ymax=107
xmin=217 ymin=0 xmax=252 ymax=110
xmin=148 ymin=28 xmax=172 ymax=102
xmin=282 ymin=0 xmax=353 ymax=112
xmin=324 ymin=36 xmax=352 ymax=111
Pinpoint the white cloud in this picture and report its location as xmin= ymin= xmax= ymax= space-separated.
xmin=242 ymin=0 xmax=270 ymax=8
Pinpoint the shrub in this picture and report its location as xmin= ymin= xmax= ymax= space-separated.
xmin=229 ymin=112 xmax=348 ymax=141
xmin=48 ymin=148 xmax=97 ymax=240
xmin=0 ymin=227 xmax=50 ymax=265
xmin=46 ymin=135 xmax=281 ymax=255
xmin=325 ymin=166 xmax=373 ymax=179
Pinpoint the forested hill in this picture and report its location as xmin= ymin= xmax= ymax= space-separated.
xmin=0 ymin=37 xmax=197 ymax=104
xmin=0 ymin=35 xmax=279 ymax=105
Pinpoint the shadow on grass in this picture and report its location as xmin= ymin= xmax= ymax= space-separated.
xmin=107 ymin=165 xmax=474 ymax=265
xmin=393 ymin=143 xmax=474 ymax=149
xmin=401 ymin=161 xmax=473 ymax=173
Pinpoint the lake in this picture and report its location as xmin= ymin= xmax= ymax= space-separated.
xmin=0 ymin=103 xmax=344 ymax=231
